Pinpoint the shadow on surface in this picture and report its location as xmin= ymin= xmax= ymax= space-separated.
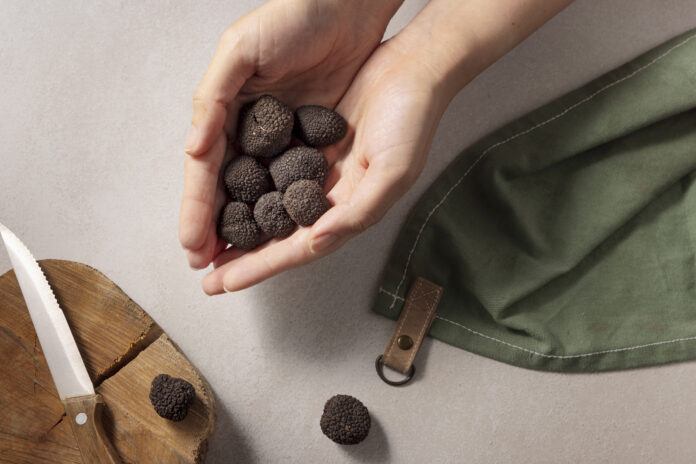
xmin=247 ymin=241 xmax=393 ymax=365
xmin=340 ymin=415 xmax=390 ymax=463
xmin=206 ymin=397 xmax=256 ymax=464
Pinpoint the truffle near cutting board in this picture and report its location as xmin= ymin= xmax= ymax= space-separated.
xmin=0 ymin=260 xmax=215 ymax=464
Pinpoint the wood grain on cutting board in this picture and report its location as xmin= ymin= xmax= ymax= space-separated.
xmin=0 ymin=260 xmax=216 ymax=464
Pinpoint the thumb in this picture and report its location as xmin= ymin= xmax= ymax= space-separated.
xmin=308 ymin=164 xmax=413 ymax=254
xmin=185 ymin=27 xmax=254 ymax=156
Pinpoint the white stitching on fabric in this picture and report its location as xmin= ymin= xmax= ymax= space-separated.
xmin=387 ymin=31 xmax=696 ymax=311
xmin=380 ymin=284 xmax=696 ymax=359
xmin=435 ymin=315 xmax=696 ymax=359
xmin=379 ymin=287 xmax=405 ymax=301
xmin=407 ymin=287 xmax=442 ymax=367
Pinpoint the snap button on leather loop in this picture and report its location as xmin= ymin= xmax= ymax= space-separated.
xmin=378 ymin=278 xmax=443 ymax=385
xmin=396 ymin=335 xmax=413 ymax=350
xmin=375 ymin=355 xmax=414 ymax=386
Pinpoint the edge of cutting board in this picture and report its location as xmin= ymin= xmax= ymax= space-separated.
xmin=0 ymin=259 xmax=216 ymax=464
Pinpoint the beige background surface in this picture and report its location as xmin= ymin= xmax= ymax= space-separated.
xmin=1 ymin=1 xmax=696 ymax=462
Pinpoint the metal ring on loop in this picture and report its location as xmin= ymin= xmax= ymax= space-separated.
xmin=375 ymin=355 xmax=415 ymax=386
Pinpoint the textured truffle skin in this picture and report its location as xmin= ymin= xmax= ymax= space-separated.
xmin=149 ymin=374 xmax=196 ymax=422
xmin=223 ymin=155 xmax=270 ymax=203
xmin=254 ymin=191 xmax=296 ymax=238
xmin=283 ymin=180 xmax=330 ymax=226
xmin=218 ymin=202 xmax=259 ymax=251
xmin=238 ymin=95 xmax=293 ymax=158
xmin=320 ymin=395 xmax=371 ymax=445
xmin=269 ymin=146 xmax=328 ymax=192
xmin=294 ymin=105 xmax=347 ymax=146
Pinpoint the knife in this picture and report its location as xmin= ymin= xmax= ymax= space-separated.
xmin=0 ymin=223 xmax=122 ymax=463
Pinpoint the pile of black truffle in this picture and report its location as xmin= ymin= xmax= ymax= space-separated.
xmin=218 ymin=95 xmax=347 ymax=251
xmin=320 ymin=394 xmax=371 ymax=445
xmin=149 ymin=373 xmax=196 ymax=422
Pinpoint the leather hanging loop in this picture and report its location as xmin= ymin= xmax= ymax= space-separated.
xmin=377 ymin=277 xmax=443 ymax=386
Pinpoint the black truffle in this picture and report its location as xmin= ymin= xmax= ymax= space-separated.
xmin=223 ymin=156 xmax=270 ymax=203
xmin=269 ymin=146 xmax=328 ymax=193
xmin=149 ymin=374 xmax=195 ymax=422
xmin=283 ymin=180 xmax=330 ymax=226
xmin=294 ymin=105 xmax=347 ymax=146
xmin=238 ymin=95 xmax=293 ymax=158
xmin=320 ymin=395 xmax=371 ymax=445
xmin=254 ymin=192 xmax=296 ymax=238
xmin=218 ymin=202 xmax=259 ymax=251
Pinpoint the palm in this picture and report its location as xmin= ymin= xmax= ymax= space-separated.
xmin=326 ymin=41 xmax=442 ymax=213
xmin=231 ymin=0 xmax=386 ymax=111
xmin=201 ymin=39 xmax=445 ymax=294
xmin=183 ymin=0 xmax=394 ymax=276
xmin=216 ymin=0 xmax=390 ymax=212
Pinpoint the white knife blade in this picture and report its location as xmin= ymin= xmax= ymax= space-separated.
xmin=0 ymin=223 xmax=94 ymax=399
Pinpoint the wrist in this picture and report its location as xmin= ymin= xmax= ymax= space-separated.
xmin=336 ymin=0 xmax=404 ymax=27
xmin=390 ymin=8 xmax=487 ymax=104
xmin=387 ymin=30 xmax=475 ymax=109
xmin=394 ymin=0 xmax=575 ymax=102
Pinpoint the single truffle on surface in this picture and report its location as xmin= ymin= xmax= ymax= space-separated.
xmin=149 ymin=374 xmax=196 ymax=422
xmin=254 ymin=191 xmax=296 ymax=238
xmin=294 ymin=105 xmax=347 ymax=147
xmin=320 ymin=394 xmax=371 ymax=445
xmin=283 ymin=180 xmax=330 ymax=227
xmin=223 ymin=155 xmax=270 ymax=203
xmin=269 ymin=146 xmax=328 ymax=192
xmin=218 ymin=202 xmax=259 ymax=251
xmin=238 ymin=95 xmax=293 ymax=158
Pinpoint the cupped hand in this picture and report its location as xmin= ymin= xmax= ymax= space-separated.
xmin=201 ymin=34 xmax=453 ymax=294
xmin=179 ymin=0 xmax=401 ymax=271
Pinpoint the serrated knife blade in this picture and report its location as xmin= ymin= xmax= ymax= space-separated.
xmin=0 ymin=223 xmax=94 ymax=399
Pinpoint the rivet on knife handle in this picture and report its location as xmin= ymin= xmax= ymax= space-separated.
xmin=62 ymin=394 xmax=122 ymax=464
xmin=0 ymin=224 xmax=122 ymax=463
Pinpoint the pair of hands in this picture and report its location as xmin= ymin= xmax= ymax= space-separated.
xmin=179 ymin=0 xmax=450 ymax=294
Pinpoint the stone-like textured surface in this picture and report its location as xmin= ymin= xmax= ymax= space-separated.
xmin=2 ymin=1 xmax=696 ymax=463
xmin=238 ymin=95 xmax=293 ymax=158
xmin=294 ymin=105 xmax=347 ymax=147
xmin=223 ymin=156 xmax=270 ymax=204
xmin=218 ymin=202 xmax=259 ymax=251
xmin=283 ymin=179 xmax=330 ymax=226
xmin=269 ymin=146 xmax=328 ymax=193
xmin=254 ymin=192 xmax=295 ymax=238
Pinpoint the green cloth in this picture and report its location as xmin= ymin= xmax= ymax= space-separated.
xmin=372 ymin=29 xmax=696 ymax=372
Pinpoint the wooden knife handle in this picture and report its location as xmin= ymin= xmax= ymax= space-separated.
xmin=62 ymin=394 xmax=123 ymax=464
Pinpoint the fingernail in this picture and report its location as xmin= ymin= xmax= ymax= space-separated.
xmin=222 ymin=280 xmax=235 ymax=293
xmin=184 ymin=125 xmax=198 ymax=153
xmin=186 ymin=251 xmax=206 ymax=270
xmin=310 ymin=233 xmax=338 ymax=253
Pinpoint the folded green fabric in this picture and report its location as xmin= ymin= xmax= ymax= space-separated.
xmin=372 ymin=28 xmax=696 ymax=372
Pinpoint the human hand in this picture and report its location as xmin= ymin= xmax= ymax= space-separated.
xmin=201 ymin=32 xmax=453 ymax=294
xmin=179 ymin=0 xmax=403 ymax=271
xmin=186 ymin=0 xmax=574 ymax=294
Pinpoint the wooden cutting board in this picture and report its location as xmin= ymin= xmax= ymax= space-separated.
xmin=0 ymin=260 xmax=216 ymax=464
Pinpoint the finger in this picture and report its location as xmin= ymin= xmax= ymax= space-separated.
xmin=186 ymin=226 xmax=219 ymax=269
xmin=309 ymin=162 xmax=413 ymax=254
xmin=212 ymin=246 xmax=247 ymax=269
xmin=321 ymin=128 xmax=352 ymax=166
xmin=202 ymin=227 xmax=316 ymax=294
xmin=186 ymin=183 xmax=228 ymax=268
xmin=323 ymin=164 xmax=343 ymax=193
xmin=185 ymin=27 xmax=254 ymax=155
xmin=324 ymin=154 xmax=368 ymax=204
xmin=212 ymin=237 xmax=229 ymax=262
xmin=179 ymin=133 xmax=227 ymax=250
